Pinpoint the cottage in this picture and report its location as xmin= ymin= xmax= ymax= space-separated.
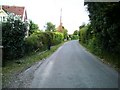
xmin=0 ymin=5 xmax=28 ymax=22
xmin=0 ymin=5 xmax=29 ymax=37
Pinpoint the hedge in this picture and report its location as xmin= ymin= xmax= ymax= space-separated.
xmin=2 ymin=19 xmax=26 ymax=61
xmin=2 ymin=15 xmax=64 ymax=66
xmin=71 ymin=35 xmax=79 ymax=40
xmin=24 ymin=31 xmax=64 ymax=54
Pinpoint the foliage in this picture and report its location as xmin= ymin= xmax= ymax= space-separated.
xmin=25 ymin=31 xmax=64 ymax=54
xmin=79 ymin=2 xmax=120 ymax=68
xmin=79 ymin=26 xmax=88 ymax=43
xmin=45 ymin=22 xmax=56 ymax=32
xmin=2 ymin=15 xmax=64 ymax=66
xmin=24 ymin=33 xmax=43 ymax=53
xmin=73 ymin=30 xmax=79 ymax=35
xmin=29 ymin=20 xmax=39 ymax=35
xmin=2 ymin=14 xmax=27 ymax=62
xmin=70 ymin=30 xmax=80 ymax=40
xmin=79 ymin=23 xmax=85 ymax=29
xmin=84 ymin=2 xmax=120 ymax=54
xmin=53 ymin=32 xmax=64 ymax=45
xmin=62 ymin=26 xmax=68 ymax=40
xmin=2 ymin=14 xmax=65 ymax=67
xmin=71 ymin=35 xmax=79 ymax=40
xmin=2 ymin=42 xmax=64 ymax=88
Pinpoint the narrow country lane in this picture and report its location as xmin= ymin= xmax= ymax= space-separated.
xmin=29 ymin=40 xmax=118 ymax=88
xmin=7 ymin=40 xmax=118 ymax=88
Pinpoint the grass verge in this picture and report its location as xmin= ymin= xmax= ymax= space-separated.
xmin=2 ymin=42 xmax=65 ymax=87
xmin=79 ymin=41 xmax=119 ymax=71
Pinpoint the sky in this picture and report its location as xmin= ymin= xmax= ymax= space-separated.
xmin=0 ymin=0 xmax=89 ymax=34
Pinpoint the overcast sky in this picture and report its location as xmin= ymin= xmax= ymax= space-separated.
xmin=0 ymin=0 xmax=89 ymax=34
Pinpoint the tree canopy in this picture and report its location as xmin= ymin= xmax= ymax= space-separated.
xmin=79 ymin=23 xmax=85 ymax=29
xmin=45 ymin=22 xmax=56 ymax=32
xmin=73 ymin=30 xmax=79 ymax=35
xmin=29 ymin=20 xmax=39 ymax=35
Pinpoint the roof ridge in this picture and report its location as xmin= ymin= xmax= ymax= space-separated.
xmin=2 ymin=5 xmax=25 ymax=8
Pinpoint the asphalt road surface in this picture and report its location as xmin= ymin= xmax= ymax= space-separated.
xmin=29 ymin=40 xmax=118 ymax=88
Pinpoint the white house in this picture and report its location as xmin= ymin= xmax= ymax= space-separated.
xmin=0 ymin=6 xmax=8 ymax=22
xmin=0 ymin=5 xmax=28 ymax=22
xmin=0 ymin=5 xmax=29 ymax=37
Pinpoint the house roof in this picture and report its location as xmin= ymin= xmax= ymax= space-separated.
xmin=2 ymin=5 xmax=26 ymax=19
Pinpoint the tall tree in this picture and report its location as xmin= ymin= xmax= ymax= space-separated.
xmin=73 ymin=30 xmax=79 ymax=35
xmin=29 ymin=20 xmax=39 ymax=35
xmin=45 ymin=22 xmax=55 ymax=32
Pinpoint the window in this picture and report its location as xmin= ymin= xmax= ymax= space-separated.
xmin=3 ymin=16 xmax=6 ymax=22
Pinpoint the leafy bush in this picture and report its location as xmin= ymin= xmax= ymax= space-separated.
xmin=52 ymin=32 xmax=64 ymax=45
xmin=71 ymin=35 xmax=79 ymax=40
xmin=2 ymin=16 xmax=27 ymax=62
xmin=25 ymin=33 xmax=43 ymax=53
xmin=29 ymin=20 xmax=39 ymax=35
xmin=24 ymin=31 xmax=64 ymax=54
xmin=84 ymin=2 xmax=120 ymax=55
xmin=79 ymin=26 xmax=88 ymax=43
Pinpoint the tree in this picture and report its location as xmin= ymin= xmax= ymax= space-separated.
xmin=29 ymin=20 xmax=39 ymax=35
xmin=45 ymin=22 xmax=55 ymax=32
xmin=61 ymin=26 xmax=68 ymax=40
xmin=73 ymin=30 xmax=79 ymax=35
xmin=79 ymin=23 xmax=85 ymax=29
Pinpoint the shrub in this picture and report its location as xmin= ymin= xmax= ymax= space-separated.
xmin=24 ymin=33 xmax=43 ymax=53
xmin=71 ymin=35 xmax=79 ymax=40
xmin=79 ymin=26 xmax=88 ymax=43
xmin=2 ymin=17 xmax=26 ymax=62
xmin=52 ymin=32 xmax=64 ymax=45
xmin=24 ymin=31 xmax=64 ymax=54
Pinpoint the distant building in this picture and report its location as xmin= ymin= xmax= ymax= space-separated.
xmin=0 ymin=5 xmax=29 ymax=37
